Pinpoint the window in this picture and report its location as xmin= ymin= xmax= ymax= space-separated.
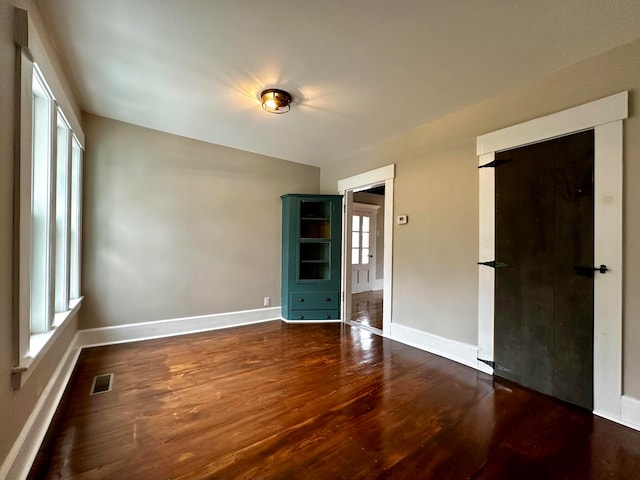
xmin=29 ymin=67 xmax=54 ymax=335
xmin=351 ymin=214 xmax=371 ymax=265
xmin=27 ymin=66 xmax=84 ymax=336
xmin=13 ymin=41 xmax=84 ymax=388
xmin=54 ymin=109 xmax=72 ymax=317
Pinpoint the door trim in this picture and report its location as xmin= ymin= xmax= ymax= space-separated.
xmin=338 ymin=164 xmax=395 ymax=336
xmin=477 ymin=92 xmax=628 ymax=419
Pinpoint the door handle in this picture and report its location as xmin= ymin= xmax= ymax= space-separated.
xmin=573 ymin=265 xmax=608 ymax=277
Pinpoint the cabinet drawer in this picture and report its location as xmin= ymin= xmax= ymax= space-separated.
xmin=290 ymin=310 xmax=340 ymax=321
xmin=290 ymin=292 xmax=338 ymax=310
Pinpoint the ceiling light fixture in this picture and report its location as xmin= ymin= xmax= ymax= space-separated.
xmin=260 ymin=88 xmax=292 ymax=114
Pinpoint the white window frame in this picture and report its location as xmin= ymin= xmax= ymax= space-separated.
xmin=12 ymin=9 xmax=84 ymax=389
xmin=69 ymin=136 xmax=83 ymax=300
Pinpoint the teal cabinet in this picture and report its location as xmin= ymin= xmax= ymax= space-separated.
xmin=281 ymin=194 xmax=343 ymax=320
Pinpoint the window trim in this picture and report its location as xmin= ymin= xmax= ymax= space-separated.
xmin=12 ymin=8 xmax=85 ymax=389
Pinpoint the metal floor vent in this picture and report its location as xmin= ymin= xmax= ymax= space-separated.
xmin=90 ymin=373 xmax=114 ymax=396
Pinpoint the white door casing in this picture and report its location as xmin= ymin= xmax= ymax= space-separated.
xmin=477 ymin=91 xmax=627 ymax=420
xmin=339 ymin=164 xmax=395 ymax=337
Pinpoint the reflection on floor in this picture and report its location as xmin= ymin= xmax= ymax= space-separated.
xmin=351 ymin=289 xmax=383 ymax=330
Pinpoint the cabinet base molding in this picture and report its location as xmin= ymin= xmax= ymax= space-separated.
xmin=281 ymin=317 xmax=342 ymax=324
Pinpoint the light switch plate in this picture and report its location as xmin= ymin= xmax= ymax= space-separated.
xmin=397 ymin=214 xmax=408 ymax=225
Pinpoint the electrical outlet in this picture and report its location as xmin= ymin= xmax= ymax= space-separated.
xmin=264 ymin=296 xmax=271 ymax=307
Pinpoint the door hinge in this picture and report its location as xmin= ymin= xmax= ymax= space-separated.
xmin=478 ymin=358 xmax=511 ymax=373
xmin=478 ymin=358 xmax=496 ymax=369
xmin=477 ymin=260 xmax=509 ymax=269
xmin=478 ymin=158 xmax=514 ymax=169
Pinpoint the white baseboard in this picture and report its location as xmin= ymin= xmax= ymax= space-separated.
xmin=390 ymin=324 xmax=640 ymax=432
xmin=390 ymin=322 xmax=483 ymax=371
xmin=78 ymin=306 xmax=281 ymax=347
xmin=0 ymin=332 xmax=82 ymax=480
xmin=373 ymin=279 xmax=384 ymax=291
xmin=621 ymin=395 xmax=640 ymax=430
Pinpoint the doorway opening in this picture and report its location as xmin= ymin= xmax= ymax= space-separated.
xmin=338 ymin=165 xmax=395 ymax=337
xmin=351 ymin=192 xmax=384 ymax=332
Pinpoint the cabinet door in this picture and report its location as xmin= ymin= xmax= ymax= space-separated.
xmin=296 ymin=197 xmax=341 ymax=288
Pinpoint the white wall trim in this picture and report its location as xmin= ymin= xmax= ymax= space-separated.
xmin=337 ymin=164 xmax=395 ymax=192
xmin=352 ymin=202 xmax=381 ymax=214
xmin=0 ymin=332 xmax=82 ymax=480
xmin=477 ymin=91 xmax=627 ymax=156
xmin=78 ymin=307 xmax=281 ymax=347
xmin=620 ymin=395 xmax=640 ymax=431
xmin=390 ymin=322 xmax=486 ymax=372
xmin=477 ymin=91 xmax=628 ymax=420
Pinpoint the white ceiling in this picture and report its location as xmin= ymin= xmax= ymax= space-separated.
xmin=38 ymin=0 xmax=640 ymax=167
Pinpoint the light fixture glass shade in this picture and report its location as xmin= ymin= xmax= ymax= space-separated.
xmin=260 ymin=89 xmax=292 ymax=114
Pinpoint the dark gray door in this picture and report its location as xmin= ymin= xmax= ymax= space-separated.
xmin=494 ymin=130 xmax=594 ymax=409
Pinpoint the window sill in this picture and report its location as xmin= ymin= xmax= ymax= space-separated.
xmin=12 ymin=297 xmax=83 ymax=390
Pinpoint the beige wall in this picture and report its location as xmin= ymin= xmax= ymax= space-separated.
xmin=321 ymin=39 xmax=640 ymax=398
xmin=0 ymin=0 xmax=83 ymax=467
xmin=81 ymin=114 xmax=319 ymax=329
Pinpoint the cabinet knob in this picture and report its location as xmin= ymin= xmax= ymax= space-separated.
xmin=298 ymin=298 xmax=304 ymax=302
xmin=298 ymin=315 xmax=305 ymax=320
xmin=325 ymin=315 xmax=332 ymax=319
xmin=325 ymin=297 xmax=331 ymax=302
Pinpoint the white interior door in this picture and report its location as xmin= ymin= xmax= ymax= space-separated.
xmin=351 ymin=210 xmax=375 ymax=293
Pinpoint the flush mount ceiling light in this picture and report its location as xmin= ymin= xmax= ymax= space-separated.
xmin=260 ymin=88 xmax=292 ymax=114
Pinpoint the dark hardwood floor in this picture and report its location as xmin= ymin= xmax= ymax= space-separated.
xmin=351 ymin=289 xmax=383 ymax=330
xmin=32 ymin=321 xmax=640 ymax=479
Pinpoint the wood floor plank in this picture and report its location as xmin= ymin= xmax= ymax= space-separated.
xmin=32 ymin=321 xmax=640 ymax=479
xmin=351 ymin=290 xmax=383 ymax=330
